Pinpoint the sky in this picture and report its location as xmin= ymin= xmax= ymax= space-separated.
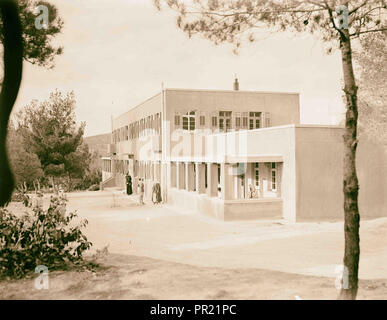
xmin=13 ymin=0 xmax=347 ymax=137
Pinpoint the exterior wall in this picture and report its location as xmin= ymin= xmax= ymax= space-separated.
xmin=164 ymin=89 xmax=300 ymax=161
xmin=206 ymin=126 xmax=297 ymax=221
xmin=164 ymin=89 xmax=300 ymax=129
xmin=223 ymin=199 xmax=282 ymax=221
xmin=166 ymin=125 xmax=297 ymax=221
xmin=112 ymin=93 xmax=163 ymax=165
xmin=294 ymin=126 xmax=387 ymax=221
xmin=110 ymin=92 xmax=164 ymax=190
xmin=168 ymin=188 xmax=225 ymax=219
xmin=294 ymin=126 xmax=344 ymax=221
xmin=167 ymin=188 xmax=282 ymax=221
xmin=356 ymin=135 xmax=387 ymax=218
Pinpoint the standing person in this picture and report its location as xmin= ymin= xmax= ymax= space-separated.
xmin=126 ymin=173 xmax=132 ymax=195
xmin=152 ymin=182 xmax=162 ymax=204
xmin=248 ymin=184 xmax=256 ymax=199
xmin=138 ymin=179 xmax=144 ymax=205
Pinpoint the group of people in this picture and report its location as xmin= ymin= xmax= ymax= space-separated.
xmin=125 ymin=173 xmax=162 ymax=205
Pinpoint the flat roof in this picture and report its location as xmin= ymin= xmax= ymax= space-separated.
xmin=113 ymin=87 xmax=301 ymax=121
xmin=164 ymin=88 xmax=300 ymax=95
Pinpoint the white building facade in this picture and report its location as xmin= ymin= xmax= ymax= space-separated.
xmin=101 ymin=87 xmax=387 ymax=222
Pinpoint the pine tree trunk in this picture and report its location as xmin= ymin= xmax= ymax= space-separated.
xmin=338 ymin=29 xmax=360 ymax=300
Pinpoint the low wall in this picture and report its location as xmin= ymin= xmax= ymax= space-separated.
xmin=167 ymin=188 xmax=282 ymax=221
xmin=224 ymin=199 xmax=283 ymax=221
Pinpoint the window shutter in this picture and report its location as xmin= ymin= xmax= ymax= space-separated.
xmin=265 ymin=112 xmax=271 ymax=127
xmin=200 ymin=112 xmax=206 ymax=127
xmin=174 ymin=112 xmax=181 ymax=128
xmin=234 ymin=112 xmax=241 ymax=130
xmin=211 ymin=112 xmax=218 ymax=128
xmin=242 ymin=112 xmax=248 ymax=129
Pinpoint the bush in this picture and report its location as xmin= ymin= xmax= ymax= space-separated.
xmin=10 ymin=191 xmax=24 ymax=203
xmin=0 ymin=195 xmax=92 ymax=278
xmin=87 ymin=184 xmax=100 ymax=191
xmin=73 ymin=169 xmax=102 ymax=191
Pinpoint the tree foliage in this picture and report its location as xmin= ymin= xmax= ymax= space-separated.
xmin=0 ymin=194 xmax=92 ymax=278
xmin=17 ymin=90 xmax=90 ymax=181
xmin=155 ymin=0 xmax=386 ymax=51
xmin=355 ymin=32 xmax=387 ymax=146
xmin=0 ymin=0 xmax=63 ymax=68
xmin=7 ymin=123 xmax=43 ymax=188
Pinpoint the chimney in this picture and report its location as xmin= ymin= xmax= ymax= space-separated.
xmin=233 ymin=77 xmax=239 ymax=91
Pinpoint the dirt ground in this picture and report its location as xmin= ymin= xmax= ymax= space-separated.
xmin=1 ymin=253 xmax=387 ymax=300
xmin=2 ymin=189 xmax=387 ymax=300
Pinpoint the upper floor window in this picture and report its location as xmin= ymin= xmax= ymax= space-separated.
xmin=182 ymin=111 xmax=195 ymax=131
xmin=219 ymin=111 xmax=232 ymax=132
xmin=200 ymin=115 xmax=205 ymax=126
xmin=174 ymin=114 xmax=180 ymax=126
xmin=249 ymin=112 xmax=261 ymax=130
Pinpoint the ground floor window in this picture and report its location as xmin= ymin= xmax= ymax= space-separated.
xmin=271 ymin=162 xmax=277 ymax=191
xmin=217 ymin=164 xmax=221 ymax=191
xmin=254 ymin=163 xmax=260 ymax=188
xmin=205 ymin=164 xmax=207 ymax=189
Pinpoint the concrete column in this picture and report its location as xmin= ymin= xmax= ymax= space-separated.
xmin=195 ymin=163 xmax=206 ymax=194
xmin=236 ymin=175 xmax=243 ymax=199
xmin=259 ymin=163 xmax=264 ymax=198
xmin=142 ymin=162 xmax=146 ymax=179
xmin=153 ymin=162 xmax=157 ymax=181
xmin=138 ymin=161 xmax=142 ymax=178
xmin=177 ymin=162 xmax=185 ymax=190
xmin=133 ymin=176 xmax=138 ymax=194
xmin=220 ymin=163 xmax=232 ymax=200
xmin=150 ymin=162 xmax=154 ymax=180
xmin=206 ymin=163 xmax=218 ymax=197
xmin=111 ymin=159 xmax=116 ymax=176
xmin=185 ymin=162 xmax=195 ymax=191
xmin=153 ymin=161 xmax=160 ymax=182
xmin=242 ymin=163 xmax=247 ymax=199
xmin=277 ymin=163 xmax=282 ymax=198
xmin=170 ymin=162 xmax=177 ymax=188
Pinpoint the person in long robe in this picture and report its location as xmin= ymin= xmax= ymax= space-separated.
xmin=126 ymin=173 xmax=132 ymax=195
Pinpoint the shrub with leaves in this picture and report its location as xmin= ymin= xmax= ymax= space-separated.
xmin=0 ymin=195 xmax=92 ymax=278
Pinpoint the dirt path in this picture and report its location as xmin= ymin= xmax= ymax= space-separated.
xmin=63 ymin=190 xmax=387 ymax=280
xmin=3 ymin=190 xmax=387 ymax=299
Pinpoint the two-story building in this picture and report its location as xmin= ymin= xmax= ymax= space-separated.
xmin=101 ymin=81 xmax=387 ymax=222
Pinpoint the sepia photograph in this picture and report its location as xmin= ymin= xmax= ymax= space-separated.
xmin=0 ymin=0 xmax=386 ymax=307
